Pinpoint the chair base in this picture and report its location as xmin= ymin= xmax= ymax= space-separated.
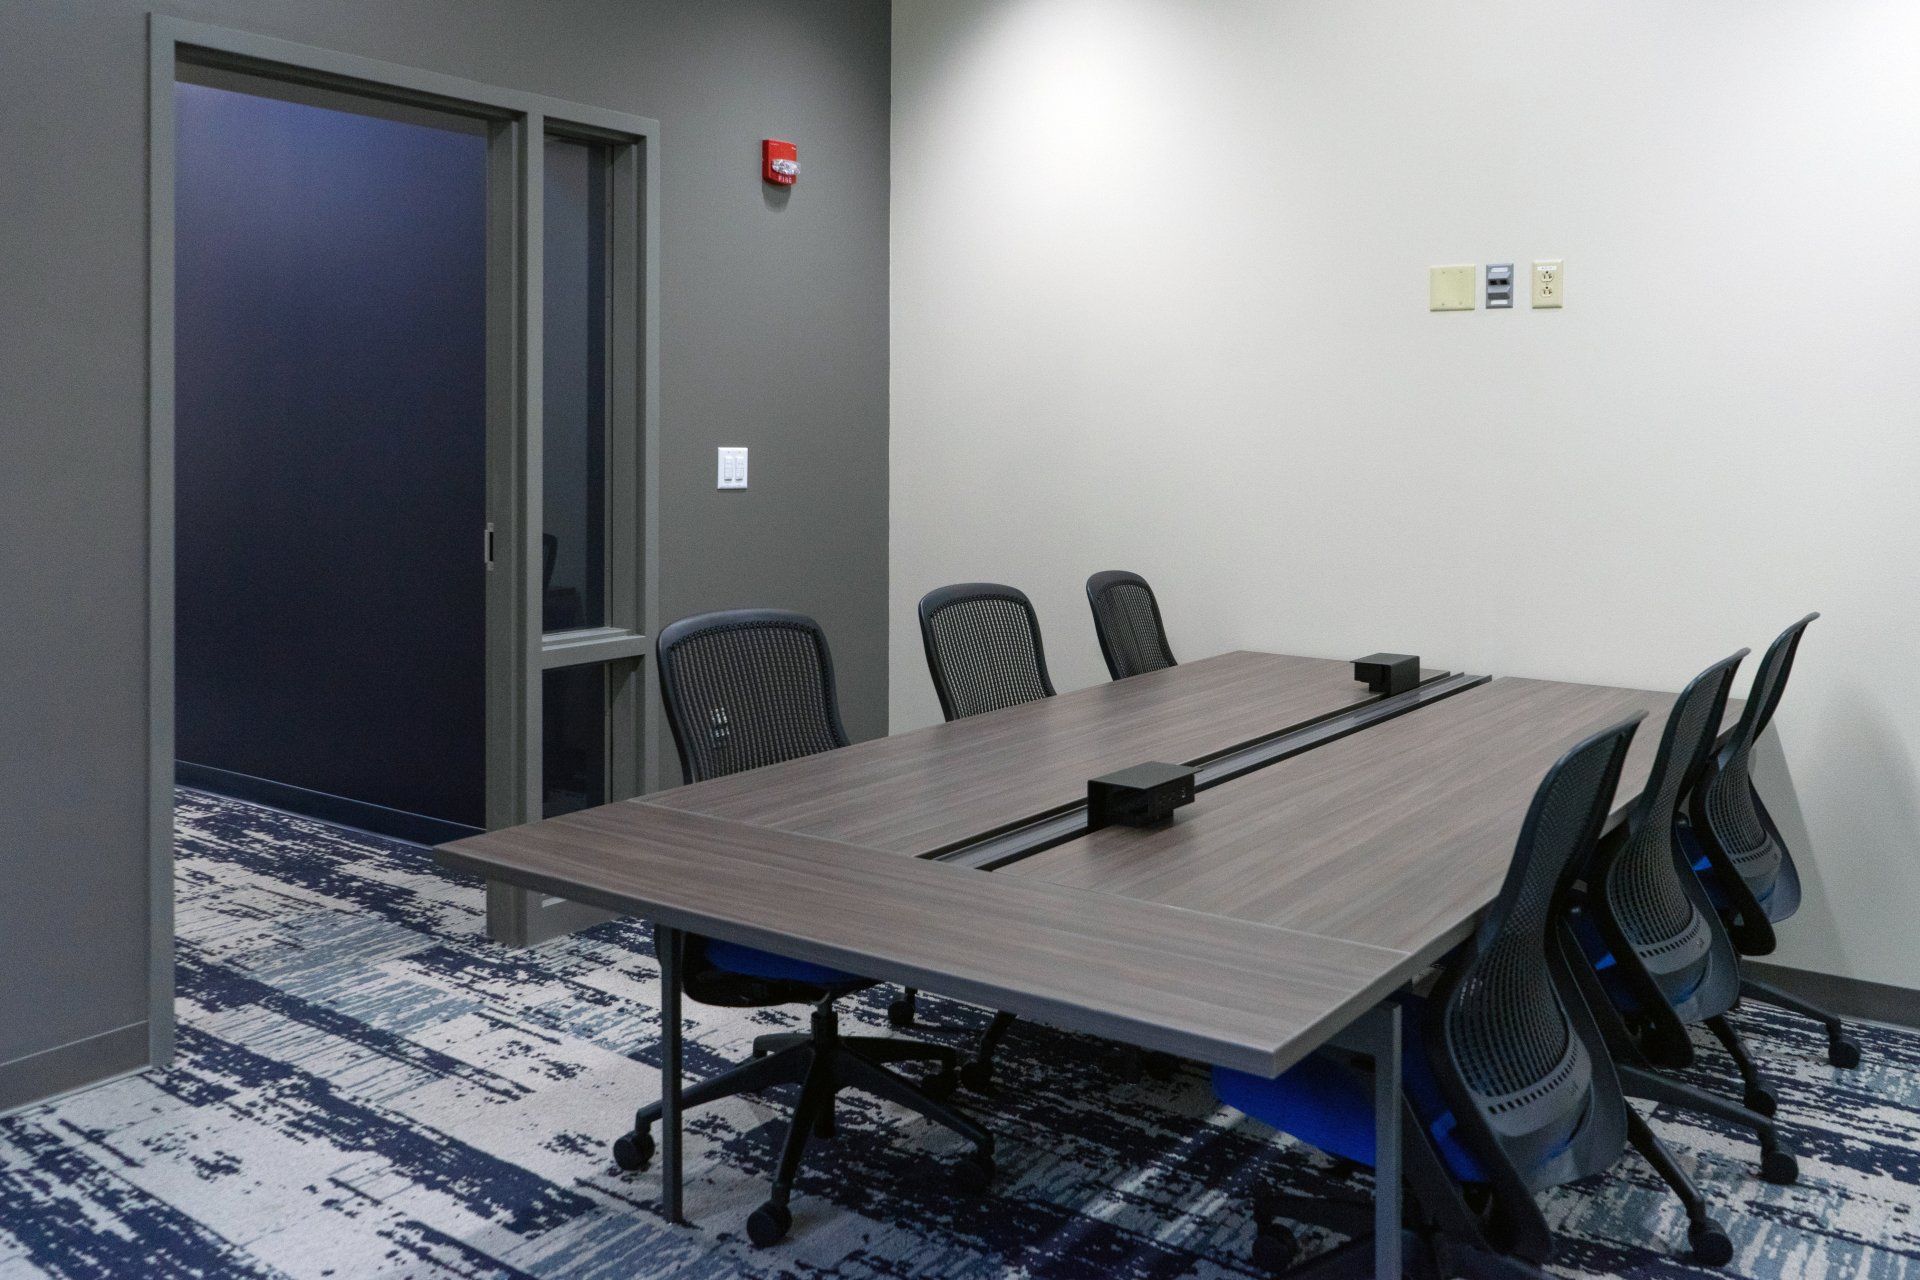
xmin=1706 ymin=1013 xmax=1782 ymax=1116
xmin=1624 ymin=1109 xmax=1734 ymax=1265
xmin=1619 ymin=1063 xmax=1798 ymax=1184
xmin=1741 ymin=976 xmax=1863 ymax=1068
xmin=614 ymin=999 xmax=987 ymax=1243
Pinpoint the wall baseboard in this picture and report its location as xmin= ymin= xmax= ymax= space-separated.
xmin=177 ymin=761 xmax=481 ymax=847
xmin=0 ymin=1021 xmax=149 ymax=1116
xmin=1746 ymin=960 xmax=1920 ymax=1031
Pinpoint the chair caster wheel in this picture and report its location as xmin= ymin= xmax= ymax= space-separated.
xmin=746 ymin=1200 xmax=792 ymax=1247
xmin=952 ymin=1150 xmax=995 ymax=1194
xmin=1142 ymin=1051 xmax=1179 ymax=1082
xmin=1760 ymin=1147 xmax=1799 ymax=1185
xmin=612 ymin=1130 xmax=654 ymax=1173
xmin=959 ymin=1060 xmax=996 ymax=1094
xmin=1689 ymin=1218 xmax=1733 ymax=1267
xmin=1744 ymin=1087 xmax=1778 ymax=1118
xmin=923 ymin=1067 xmax=960 ymax=1101
xmin=1252 ymin=1223 xmax=1301 ymax=1272
xmin=1830 ymin=1037 xmax=1862 ymax=1069
xmin=887 ymin=997 xmax=916 ymax=1029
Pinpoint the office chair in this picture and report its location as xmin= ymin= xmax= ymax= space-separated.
xmin=1684 ymin=614 xmax=1860 ymax=1068
xmin=911 ymin=580 xmax=1181 ymax=1085
xmin=1566 ymin=652 xmax=1800 ymax=1185
xmin=917 ymin=581 xmax=1057 ymax=719
xmin=1214 ymin=715 xmax=1735 ymax=1275
xmin=887 ymin=583 xmax=1061 ymax=1079
xmin=1086 ymin=570 xmax=1176 ymax=680
xmin=611 ymin=608 xmax=992 ymax=1246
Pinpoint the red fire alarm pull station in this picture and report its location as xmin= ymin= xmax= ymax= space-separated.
xmin=762 ymin=139 xmax=799 ymax=185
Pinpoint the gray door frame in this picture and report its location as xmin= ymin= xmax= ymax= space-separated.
xmin=147 ymin=15 xmax=662 ymax=1067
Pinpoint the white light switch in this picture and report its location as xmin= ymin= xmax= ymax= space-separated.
xmin=717 ymin=446 xmax=748 ymax=489
xmin=1531 ymin=259 xmax=1564 ymax=308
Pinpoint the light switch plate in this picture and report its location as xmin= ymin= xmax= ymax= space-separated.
xmin=1429 ymin=264 xmax=1477 ymax=312
xmin=717 ymin=446 xmax=748 ymax=489
xmin=1531 ymin=259 xmax=1564 ymax=308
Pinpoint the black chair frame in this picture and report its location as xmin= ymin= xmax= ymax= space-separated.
xmin=916 ymin=581 xmax=1057 ymax=721
xmin=1686 ymin=614 xmax=1860 ymax=1068
xmin=1567 ymin=652 xmax=1799 ymax=1186
xmin=1086 ymin=569 xmax=1177 ymax=681
xmin=614 ymin=608 xmax=990 ymax=1246
xmin=1249 ymin=717 xmax=1732 ymax=1276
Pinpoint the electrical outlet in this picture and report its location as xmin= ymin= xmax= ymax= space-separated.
xmin=1429 ymin=264 xmax=1477 ymax=312
xmin=717 ymin=446 xmax=748 ymax=489
xmin=1531 ymin=259 xmax=1563 ymax=308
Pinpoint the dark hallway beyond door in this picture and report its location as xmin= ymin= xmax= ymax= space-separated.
xmin=173 ymin=75 xmax=489 ymax=839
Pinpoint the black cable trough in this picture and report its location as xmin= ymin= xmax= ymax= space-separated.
xmin=930 ymin=670 xmax=1492 ymax=873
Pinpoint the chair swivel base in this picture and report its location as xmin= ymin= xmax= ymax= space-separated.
xmin=1741 ymin=975 xmax=1863 ymax=1069
xmin=1620 ymin=1064 xmax=1799 ymax=1185
xmin=611 ymin=1000 xmax=988 ymax=1244
xmin=1244 ymin=1111 xmax=1735 ymax=1276
xmin=1706 ymin=1013 xmax=1783 ymax=1118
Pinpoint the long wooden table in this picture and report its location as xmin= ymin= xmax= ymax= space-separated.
xmin=1005 ymin=676 xmax=1695 ymax=962
xmin=647 ymin=650 xmax=1446 ymax=855
xmin=438 ymin=652 xmax=1699 ymax=1279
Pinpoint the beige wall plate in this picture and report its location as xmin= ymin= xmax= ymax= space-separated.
xmin=1532 ymin=259 xmax=1564 ymax=307
xmin=1429 ymin=264 xmax=1476 ymax=311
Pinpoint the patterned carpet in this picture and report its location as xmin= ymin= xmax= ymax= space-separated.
xmin=0 ymin=790 xmax=1915 ymax=1279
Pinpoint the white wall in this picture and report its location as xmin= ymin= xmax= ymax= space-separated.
xmin=891 ymin=0 xmax=1920 ymax=988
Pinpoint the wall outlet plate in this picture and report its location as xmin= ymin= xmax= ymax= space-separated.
xmin=1429 ymin=264 xmax=1476 ymax=311
xmin=1531 ymin=259 xmax=1563 ymax=308
xmin=1486 ymin=263 xmax=1514 ymax=309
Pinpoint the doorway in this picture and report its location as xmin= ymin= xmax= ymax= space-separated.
xmin=147 ymin=18 xmax=662 ymax=1067
xmin=173 ymin=70 xmax=492 ymax=843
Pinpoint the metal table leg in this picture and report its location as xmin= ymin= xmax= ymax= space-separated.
xmin=656 ymin=923 xmax=686 ymax=1225
xmin=1331 ymin=1000 xmax=1402 ymax=1279
xmin=1370 ymin=1003 xmax=1402 ymax=1280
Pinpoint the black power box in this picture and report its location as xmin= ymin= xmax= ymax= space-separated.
xmin=1087 ymin=762 xmax=1196 ymax=830
xmin=1352 ymin=652 xmax=1421 ymax=697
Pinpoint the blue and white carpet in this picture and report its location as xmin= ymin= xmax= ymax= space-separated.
xmin=1 ymin=790 xmax=1915 ymax=1278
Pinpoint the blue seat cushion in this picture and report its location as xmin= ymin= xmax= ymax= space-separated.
xmin=1678 ymin=821 xmax=1775 ymax=913
xmin=1679 ymin=822 xmax=1732 ymax=909
xmin=1570 ymin=901 xmax=1708 ymax=1015
xmin=1568 ymin=907 xmax=1639 ymax=1015
xmin=1212 ymin=997 xmax=1488 ymax=1183
xmin=701 ymin=938 xmax=866 ymax=990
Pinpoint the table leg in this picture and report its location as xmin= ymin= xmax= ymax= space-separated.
xmin=1369 ymin=1002 xmax=1402 ymax=1280
xmin=656 ymin=923 xmax=686 ymax=1225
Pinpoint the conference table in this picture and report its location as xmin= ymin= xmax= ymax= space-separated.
xmin=438 ymin=650 xmax=1701 ymax=1278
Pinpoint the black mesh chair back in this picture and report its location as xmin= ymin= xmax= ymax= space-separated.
xmin=1691 ymin=614 xmax=1818 ymax=938
xmin=917 ymin=583 xmax=1056 ymax=721
xmin=1427 ymin=715 xmax=1643 ymax=1257
xmin=1583 ymin=652 xmax=1746 ymax=1054
xmin=656 ymin=609 xmax=851 ymax=786
xmin=1086 ymin=570 xmax=1176 ymax=681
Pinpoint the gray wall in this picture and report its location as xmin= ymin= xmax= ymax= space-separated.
xmin=0 ymin=0 xmax=890 ymax=1106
